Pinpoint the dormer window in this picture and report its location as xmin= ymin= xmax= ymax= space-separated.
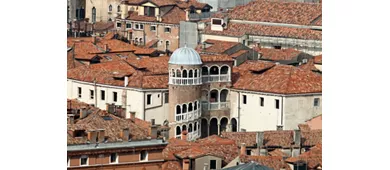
xmin=144 ymin=6 xmax=155 ymax=17
xmin=190 ymin=6 xmax=196 ymax=14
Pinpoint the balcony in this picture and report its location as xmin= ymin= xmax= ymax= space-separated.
xmin=169 ymin=77 xmax=202 ymax=85
xmin=188 ymin=12 xmax=214 ymax=21
xmin=201 ymin=101 xmax=230 ymax=110
xmin=175 ymin=109 xmax=201 ymax=122
xmin=175 ymin=130 xmax=200 ymax=141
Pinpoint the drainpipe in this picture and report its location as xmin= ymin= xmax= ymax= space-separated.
xmin=281 ymin=96 xmax=284 ymax=127
xmin=143 ymin=91 xmax=146 ymax=120
xmin=94 ymin=78 xmax=97 ymax=106
xmin=238 ymin=91 xmax=241 ymax=132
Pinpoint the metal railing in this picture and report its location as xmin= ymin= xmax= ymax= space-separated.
xmin=169 ymin=77 xmax=202 ymax=85
xmin=201 ymin=101 xmax=230 ymax=110
xmin=202 ymin=74 xmax=231 ymax=83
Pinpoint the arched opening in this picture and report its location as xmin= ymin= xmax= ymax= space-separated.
xmin=171 ymin=69 xmax=175 ymax=77
xmin=194 ymin=122 xmax=198 ymax=131
xmin=221 ymin=65 xmax=229 ymax=74
xmin=182 ymin=104 xmax=187 ymax=113
xmin=209 ymin=118 xmax=218 ymax=136
xmin=210 ymin=66 xmax=219 ymax=75
xmin=117 ymin=5 xmax=121 ymax=12
xmin=92 ymin=7 xmax=96 ymax=23
xmin=176 ymin=69 xmax=181 ymax=77
xmin=220 ymin=89 xmax=229 ymax=102
xmin=109 ymin=5 xmax=112 ymax=12
xmin=210 ymin=90 xmax=219 ymax=102
xmin=194 ymin=101 xmax=198 ymax=110
xmin=189 ymin=70 xmax=193 ymax=78
xmin=182 ymin=125 xmax=187 ymax=132
xmin=176 ymin=105 xmax=181 ymax=114
xmin=231 ymin=118 xmax=238 ymax=132
xmin=201 ymin=119 xmax=208 ymax=138
xmin=202 ymin=66 xmax=209 ymax=76
xmin=176 ymin=126 xmax=181 ymax=136
xmin=183 ymin=70 xmax=188 ymax=78
xmin=194 ymin=69 xmax=198 ymax=77
xmin=220 ymin=117 xmax=228 ymax=133
xmin=189 ymin=124 xmax=193 ymax=133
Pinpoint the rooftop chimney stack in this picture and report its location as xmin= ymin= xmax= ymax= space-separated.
xmin=80 ymin=107 xmax=89 ymax=119
xmin=87 ymin=130 xmax=97 ymax=143
xmin=151 ymin=125 xmax=158 ymax=139
xmin=124 ymin=76 xmax=129 ymax=87
xmin=98 ymin=129 xmax=105 ymax=143
xmin=240 ymin=143 xmax=247 ymax=155
xmin=256 ymin=132 xmax=264 ymax=147
xmin=181 ymin=131 xmax=188 ymax=141
xmin=92 ymin=35 xmax=97 ymax=44
xmin=130 ymin=111 xmax=136 ymax=121
xmin=68 ymin=114 xmax=75 ymax=125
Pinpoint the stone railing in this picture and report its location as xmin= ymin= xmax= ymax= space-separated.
xmin=201 ymin=101 xmax=230 ymax=110
xmin=169 ymin=77 xmax=202 ymax=85
xmin=175 ymin=109 xmax=201 ymax=122
xmin=202 ymin=74 xmax=231 ymax=83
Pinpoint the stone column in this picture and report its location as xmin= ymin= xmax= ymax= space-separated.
xmin=218 ymin=124 xmax=221 ymax=135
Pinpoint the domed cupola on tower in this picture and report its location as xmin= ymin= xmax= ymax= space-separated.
xmin=168 ymin=47 xmax=203 ymax=141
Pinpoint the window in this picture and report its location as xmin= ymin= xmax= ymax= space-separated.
xmin=274 ymin=45 xmax=282 ymax=49
xmin=314 ymin=98 xmax=320 ymax=106
xmin=76 ymin=8 xmax=79 ymax=19
xmin=210 ymin=160 xmax=217 ymax=169
xmin=147 ymin=94 xmax=152 ymax=105
xmin=113 ymin=92 xmax=118 ymax=102
xmin=116 ymin=22 xmax=121 ymax=28
xmin=243 ymin=40 xmax=246 ymax=45
xmin=275 ymin=99 xmax=280 ymax=109
xmin=74 ymin=130 xmax=85 ymax=137
xmin=140 ymin=151 xmax=148 ymax=161
xmin=144 ymin=6 xmax=155 ymax=16
xmin=135 ymin=23 xmax=144 ymax=30
xmin=165 ymin=41 xmax=170 ymax=51
xmin=246 ymin=150 xmax=251 ymax=155
xmin=126 ymin=23 xmax=132 ymax=28
xmin=110 ymin=153 xmax=118 ymax=163
xmin=90 ymin=90 xmax=94 ymax=99
xmin=78 ymin=87 xmax=82 ymax=98
xmin=92 ymin=7 xmax=96 ymax=23
xmin=117 ymin=5 xmax=121 ymax=12
xmin=80 ymin=155 xmax=88 ymax=166
xmin=109 ymin=4 xmax=112 ymax=12
xmin=101 ymin=90 xmax=105 ymax=100
xmin=164 ymin=27 xmax=171 ymax=33
xmin=150 ymin=25 xmax=156 ymax=32
xmin=164 ymin=93 xmax=169 ymax=103
xmin=243 ymin=95 xmax=247 ymax=104
xmin=260 ymin=97 xmax=264 ymax=107
xmin=212 ymin=19 xmax=222 ymax=25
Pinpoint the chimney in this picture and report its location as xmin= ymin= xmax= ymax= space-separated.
xmin=124 ymin=76 xmax=129 ymax=87
xmin=294 ymin=129 xmax=301 ymax=146
xmin=151 ymin=125 xmax=158 ymax=139
xmin=68 ymin=114 xmax=75 ymax=125
xmin=183 ymin=159 xmax=190 ymax=170
xmin=240 ymin=143 xmax=246 ymax=155
xmin=121 ymin=3 xmax=129 ymax=19
xmin=121 ymin=128 xmax=130 ymax=141
xmin=181 ymin=130 xmax=188 ymax=141
xmin=80 ymin=107 xmax=89 ymax=119
xmin=156 ymin=15 xmax=162 ymax=22
xmin=104 ymin=44 xmax=109 ymax=52
xmin=92 ymin=35 xmax=97 ymax=44
xmin=185 ymin=9 xmax=189 ymax=21
xmin=98 ymin=129 xmax=105 ymax=143
xmin=87 ymin=130 xmax=97 ymax=143
xmin=130 ymin=111 xmax=136 ymax=120
xmin=256 ymin=132 xmax=264 ymax=147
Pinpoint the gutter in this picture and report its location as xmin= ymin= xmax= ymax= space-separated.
xmin=230 ymin=88 xmax=322 ymax=97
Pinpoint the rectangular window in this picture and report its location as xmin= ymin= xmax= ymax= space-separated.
xmin=210 ymin=160 xmax=217 ymax=169
xmin=78 ymin=87 xmax=82 ymax=98
xmin=147 ymin=94 xmax=152 ymax=105
xmin=126 ymin=23 xmax=131 ymax=28
xmin=135 ymin=24 xmax=139 ymax=29
xmin=243 ymin=40 xmax=246 ymax=45
xmin=274 ymin=45 xmax=282 ymax=49
xmin=113 ymin=92 xmax=118 ymax=102
xmin=80 ymin=155 xmax=88 ymax=166
xmin=116 ymin=22 xmax=121 ymax=28
xmin=164 ymin=92 xmax=169 ymax=103
xmin=246 ymin=150 xmax=251 ymax=155
xmin=243 ymin=95 xmax=247 ymax=104
xmin=212 ymin=19 xmax=222 ymax=25
xmin=140 ymin=151 xmax=148 ymax=161
xmin=90 ymin=90 xmax=94 ymax=99
xmin=135 ymin=24 xmax=144 ymax=30
xmin=110 ymin=153 xmax=118 ymax=164
xmin=314 ymin=98 xmax=320 ymax=106
xmin=144 ymin=7 xmax=155 ymax=16
xmin=275 ymin=99 xmax=280 ymax=109
xmin=164 ymin=27 xmax=171 ymax=33
xmin=260 ymin=97 xmax=264 ymax=107
xmin=101 ymin=90 xmax=105 ymax=100
xmin=150 ymin=25 xmax=156 ymax=32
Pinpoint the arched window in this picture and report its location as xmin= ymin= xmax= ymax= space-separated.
xmin=117 ymin=5 xmax=121 ymax=12
xmin=176 ymin=126 xmax=181 ymax=135
xmin=188 ymin=103 xmax=193 ymax=112
xmin=171 ymin=69 xmax=175 ymax=77
xmin=176 ymin=105 xmax=181 ymax=114
xmin=182 ymin=125 xmax=187 ymax=131
xmin=176 ymin=69 xmax=181 ymax=77
xmin=183 ymin=70 xmax=188 ymax=78
xmin=194 ymin=101 xmax=198 ymax=110
xmin=210 ymin=66 xmax=219 ymax=75
xmin=139 ymin=38 xmax=143 ymax=44
xmin=182 ymin=104 xmax=187 ymax=113
xmin=92 ymin=7 xmax=96 ymax=23
xmin=108 ymin=18 xmax=112 ymax=21
xmin=221 ymin=65 xmax=229 ymax=74
xmin=189 ymin=70 xmax=193 ymax=78
xmin=109 ymin=5 xmax=113 ymax=12
xmin=135 ymin=38 xmax=138 ymax=44
xmin=194 ymin=122 xmax=198 ymax=131
xmin=194 ymin=69 xmax=198 ymax=78
xmin=166 ymin=41 xmax=170 ymax=51
xmin=189 ymin=124 xmax=193 ymax=132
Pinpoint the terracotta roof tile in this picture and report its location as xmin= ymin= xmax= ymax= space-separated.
xmin=162 ymin=161 xmax=182 ymax=170
xmin=254 ymin=47 xmax=302 ymax=61
xmin=200 ymin=54 xmax=234 ymax=62
xmin=176 ymin=0 xmax=209 ymax=9
xmin=161 ymin=6 xmax=187 ymax=24
xmin=301 ymin=130 xmax=321 ymax=147
xmin=268 ymin=149 xmax=289 ymax=157
xmin=204 ymin=23 xmax=322 ymax=40
xmin=221 ymin=132 xmax=257 ymax=147
xmin=230 ymin=50 xmax=249 ymax=59
xmin=285 ymin=144 xmax=322 ymax=169
xmin=67 ymin=50 xmax=85 ymax=70
xmin=229 ymin=0 xmax=322 ymax=26
xmin=145 ymin=39 xmax=159 ymax=48
xmin=233 ymin=61 xmax=322 ymax=94
xmin=314 ymin=55 xmax=322 ymax=64
xmin=196 ymin=39 xmax=240 ymax=54
xmin=298 ymin=58 xmax=320 ymax=72
xmin=240 ymin=155 xmax=291 ymax=170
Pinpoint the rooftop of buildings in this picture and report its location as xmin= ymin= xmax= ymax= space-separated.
xmin=240 ymin=155 xmax=292 ymax=170
xmin=196 ymin=39 xmax=241 ymax=54
xmin=203 ymin=22 xmax=322 ymax=40
xmin=253 ymin=47 xmax=303 ymax=61
xmin=228 ymin=0 xmax=322 ymax=26
xmin=68 ymin=21 xmax=115 ymax=32
xmin=232 ymin=60 xmax=322 ymax=94
xmin=285 ymin=144 xmax=322 ymax=169
xmin=314 ymin=55 xmax=322 ymax=64
xmin=298 ymin=58 xmax=321 ymax=73
xmin=169 ymin=46 xmax=203 ymax=65
xmin=123 ymin=0 xmax=210 ymax=9
xmin=224 ymin=161 xmax=273 ymax=170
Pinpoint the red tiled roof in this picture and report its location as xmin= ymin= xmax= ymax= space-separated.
xmin=67 ymin=100 xmax=150 ymax=145
xmin=240 ymin=155 xmax=292 ymax=170
xmin=285 ymin=144 xmax=322 ymax=169
xmin=162 ymin=161 xmax=182 ymax=170
xmin=298 ymin=59 xmax=320 ymax=72
xmin=230 ymin=50 xmax=249 ymax=59
xmin=301 ymin=129 xmax=322 ymax=147
xmin=176 ymin=0 xmax=209 ymax=9
xmin=314 ymin=55 xmax=322 ymax=64
xmin=204 ymin=23 xmax=322 ymax=40
xmin=67 ymin=50 xmax=85 ymax=70
xmin=221 ymin=132 xmax=257 ymax=147
xmin=229 ymin=0 xmax=322 ymax=26
xmin=221 ymin=131 xmax=295 ymax=148
xmin=233 ymin=61 xmax=322 ymax=94
xmin=254 ymin=47 xmax=302 ymax=61
xmin=145 ymin=39 xmax=159 ymax=48
xmin=196 ymin=39 xmax=240 ymax=54
xmin=268 ymin=149 xmax=289 ymax=157
xmin=126 ymin=11 xmax=157 ymax=22
xmin=161 ymin=6 xmax=187 ymax=24
xmin=200 ymin=54 xmax=234 ymax=62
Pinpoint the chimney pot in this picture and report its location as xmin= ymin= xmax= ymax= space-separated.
xmin=151 ymin=124 xmax=158 ymax=139
xmin=124 ymin=76 xmax=129 ymax=87
xmin=240 ymin=143 xmax=247 ymax=155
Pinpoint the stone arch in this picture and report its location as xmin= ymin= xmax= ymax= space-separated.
xmin=176 ymin=69 xmax=181 ymax=77
xmin=220 ymin=89 xmax=229 ymax=102
xmin=220 ymin=117 xmax=229 ymax=133
xmin=189 ymin=69 xmax=194 ymax=78
xmin=176 ymin=105 xmax=181 ymax=114
xmin=176 ymin=126 xmax=181 ymax=136
xmin=210 ymin=89 xmax=219 ymax=102
xmin=182 ymin=104 xmax=187 ymax=113
xmin=194 ymin=101 xmax=198 ymax=110
xmin=210 ymin=65 xmax=220 ymax=75
xmin=231 ymin=118 xmax=238 ymax=132
xmin=202 ymin=66 xmax=209 ymax=76
xmin=188 ymin=103 xmax=193 ymax=112
xmin=209 ymin=118 xmax=218 ymax=136
xmin=171 ymin=69 xmax=175 ymax=77
xmin=189 ymin=123 xmax=193 ymax=132
xmin=220 ymin=65 xmax=230 ymax=75
xmin=194 ymin=69 xmax=198 ymax=78
xmin=182 ymin=124 xmax=187 ymax=131
xmin=182 ymin=69 xmax=188 ymax=78
xmin=201 ymin=118 xmax=208 ymax=138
